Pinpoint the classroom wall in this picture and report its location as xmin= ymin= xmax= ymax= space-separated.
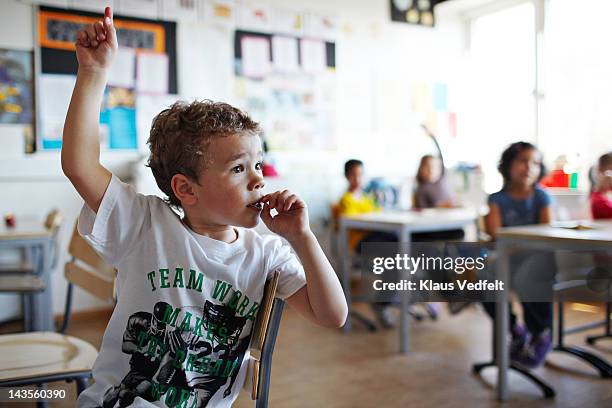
xmin=0 ymin=0 xmax=468 ymax=320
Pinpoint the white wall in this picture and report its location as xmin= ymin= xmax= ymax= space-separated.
xmin=0 ymin=0 xmax=467 ymax=320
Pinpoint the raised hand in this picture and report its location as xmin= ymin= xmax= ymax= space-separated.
xmin=260 ymin=190 xmax=311 ymax=242
xmin=75 ymin=7 xmax=118 ymax=72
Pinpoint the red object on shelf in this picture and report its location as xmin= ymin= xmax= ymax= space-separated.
xmin=4 ymin=213 xmax=16 ymax=228
xmin=541 ymin=169 xmax=569 ymax=188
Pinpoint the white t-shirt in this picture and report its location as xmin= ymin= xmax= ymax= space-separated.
xmin=76 ymin=175 xmax=306 ymax=408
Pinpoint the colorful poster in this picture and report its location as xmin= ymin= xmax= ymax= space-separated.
xmin=0 ymin=49 xmax=33 ymax=125
xmin=100 ymin=87 xmax=137 ymax=149
xmin=39 ymin=10 xmax=166 ymax=53
xmin=202 ymin=0 xmax=236 ymax=27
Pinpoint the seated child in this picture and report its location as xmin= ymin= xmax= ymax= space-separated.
xmin=63 ymin=8 xmax=347 ymax=408
xmin=337 ymin=160 xmax=397 ymax=328
xmin=483 ymin=141 xmax=554 ymax=368
xmin=412 ymin=127 xmax=464 ymax=241
xmin=591 ymin=152 xmax=612 ymax=219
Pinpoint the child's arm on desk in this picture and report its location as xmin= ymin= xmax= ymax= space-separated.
xmin=61 ymin=7 xmax=117 ymax=213
xmin=261 ymin=191 xmax=348 ymax=328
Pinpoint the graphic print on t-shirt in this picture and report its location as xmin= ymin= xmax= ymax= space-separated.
xmin=98 ymin=270 xmax=260 ymax=408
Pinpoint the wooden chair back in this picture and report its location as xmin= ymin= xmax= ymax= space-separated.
xmin=44 ymin=209 xmax=63 ymax=233
xmin=64 ymin=224 xmax=116 ymax=302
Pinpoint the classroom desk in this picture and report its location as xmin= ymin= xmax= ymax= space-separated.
xmin=0 ymin=219 xmax=54 ymax=331
xmin=338 ymin=207 xmax=479 ymax=353
xmin=494 ymin=221 xmax=612 ymax=401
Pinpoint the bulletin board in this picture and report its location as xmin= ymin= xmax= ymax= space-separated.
xmin=37 ymin=6 xmax=177 ymax=151
xmin=233 ymin=29 xmax=337 ymax=152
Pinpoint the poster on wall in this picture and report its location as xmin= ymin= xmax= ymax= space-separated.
xmin=0 ymin=48 xmax=34 ymax=154
xmin=234 ymin=29 xmax=337 ymax=152
xmin=36 ymin=6 xmax=177 ymax=151
xmin=39 ymin=73 xmax=75 ymax=150
xmin=100 ymin=87 xmax=137 ymax=149
xmin=0 ymin=49 xmax=34 ymax=126
xmin=202 ymin=0 xmax=237 ymax=27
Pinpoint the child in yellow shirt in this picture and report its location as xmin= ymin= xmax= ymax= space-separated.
xmin=338 ymin=160 xmax=397 ymax=327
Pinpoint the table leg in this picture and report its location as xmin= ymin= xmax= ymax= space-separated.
xmin=496 ymin=242 xmax=510 ymax=401
xmin=31 ymin=241 xmax=54 ymax=331
xmin=339 ymin=221 xmax=351 ymax=333
xmin=400 ymin=227 xmax=411 ymax=354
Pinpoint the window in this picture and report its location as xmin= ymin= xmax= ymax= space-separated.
xmin=461 ymin=1 xmax=537 ymax=193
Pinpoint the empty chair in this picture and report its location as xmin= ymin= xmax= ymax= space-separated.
xmin=0 ymin=221 xmax=116 ymax=404
xmin=0 ymin=209 xmax=63 ymax=331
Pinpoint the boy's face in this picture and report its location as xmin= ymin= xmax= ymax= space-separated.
xmin=346 ymin=165 xmax=363 ymax=191
xmin=188 ymin=132 xmax=265 ymax=229
xmin=510 ymin=148 xmax=541 ymax=186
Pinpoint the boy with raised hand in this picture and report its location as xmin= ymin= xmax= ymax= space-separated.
xmin=63 ymin=7 xmax=347 ymax=407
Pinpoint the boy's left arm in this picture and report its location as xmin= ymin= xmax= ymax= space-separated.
xmin=261 ymin=190 xmax=348 ymax=328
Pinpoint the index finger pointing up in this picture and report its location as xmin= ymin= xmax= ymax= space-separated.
xmin=105 ymin=6 xmax=113 ymax=20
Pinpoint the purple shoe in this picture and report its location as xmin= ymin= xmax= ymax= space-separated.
xmin=510 ymin=324 xmax=530 ymax=362
xmin=517 ymin=329 xmax=552 ymax=368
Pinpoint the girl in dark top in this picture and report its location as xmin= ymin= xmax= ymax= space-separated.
xmin=412 ymin=126 xmax=464 ymax=241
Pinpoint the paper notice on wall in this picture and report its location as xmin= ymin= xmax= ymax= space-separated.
xmin=434 ymin=82 xmax=448 ymax=112
xmin=108 ymin=47 xmax=135 ymax=88
xmin=271 ymin=8 xmax=303 ymax=36
xmin=39 ymin=74 xmax=76 ymax=150
xmin=161 ymin=0 xmax=198 ymax=22
xmin=241 ymin=36 xmax=271 ymax=79
xmin=303 ymin=13 xmax=338 ymax=40
xmin=136 ymin=52 xmax=169 ymax=95
xmin=300 ymin=39 xmax=326 ymax=74
xmin=272 ymin=36 xmax=299 ymax=74
xmin=117 ymin=0 xmax=158 ymax=19
xmin=136 ymin=94 xmax=177 ymax=154
xmin=202 ymin=0 xmax=236 ymax=27
xmin=239 ymin=2 xmax=271 ymax=31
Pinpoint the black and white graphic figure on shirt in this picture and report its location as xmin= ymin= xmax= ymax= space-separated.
xmin=156 ymin=300 xmax=250 ymax=407
xmin=101 ymin=301 xmax=171 ymax=408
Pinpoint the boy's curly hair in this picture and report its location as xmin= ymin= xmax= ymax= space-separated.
xmin=147 ymin=100 xmax=260 ymax=208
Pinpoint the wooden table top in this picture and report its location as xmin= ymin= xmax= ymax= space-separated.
xmin=340 ymin=207 xmax=479 ymax=226
xmin=497 ymin=221 xmax=612 ymax=245
xmin=0 ymin=218 xmax=51 ymax=241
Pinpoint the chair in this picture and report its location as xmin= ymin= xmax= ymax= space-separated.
xmin=0 ymin=222 xmax=116 ymax=405
xmin=553 ymin=280 xmax=612 ymax=378
xmin=329 ymin=204 xmax=377 ymax=331
xmin=0 ymin=209 xmax=63 ymax=331
xmin=242 ymin=270 xmax=284 ymax=408
xmin=330 ymin=204 xmax=439 ymax=331
xmin=473 ymin=255 xmax=612 ymax=399
xmin=248 ymin=298 xmax=285 ymax=408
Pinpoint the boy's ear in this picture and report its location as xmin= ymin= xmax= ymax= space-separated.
xmin=171 ymin=174 xmax=197 ymax=206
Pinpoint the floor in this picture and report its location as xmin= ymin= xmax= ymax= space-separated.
xmin=1 ymin=302 xmax=611 ymax=407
